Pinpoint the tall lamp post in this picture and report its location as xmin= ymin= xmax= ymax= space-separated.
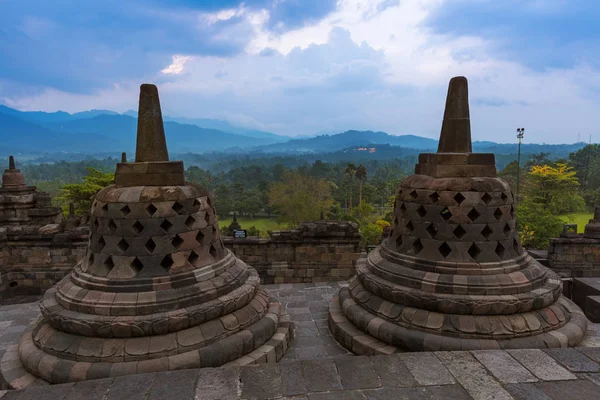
xmin=516 ymin=128 xmax=525 ymax=205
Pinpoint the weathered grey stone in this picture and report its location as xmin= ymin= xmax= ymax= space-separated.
xmin=106 ymin=373 xmax=155 ymax=400
xmin=505 ymin=383 xmax=552 ymax=400
xmin=147 ymin=369 xmax=198 ymax=400
xmin=281 ymin=361 xmax=307 ymax=396
xmin=64 ymin=378 xmax=114 ymax=400
xmin=507 ymin=349 xmax=577 ymax=381
xmin=370 ymin=355 xmax=417 ymax=387
xmin=471 ymin=350 xmax=537 ymax=383
xmin=335 ymin=356 xmax=380 ymax=390
xmin=240 ymin=364 xmax=282 ymax=400
xmin=308 ymin=390 xmax=366 ymax=400
xmin=195 ymin=366 xmax=240 ymax=400
xmin=301 ymin=360 xmax=343 ymax=392
xmin=536 ymin=380 xmax=600 ymax=400
xmin=543 ymin=348 xmax=599 ymax=372
xmin=436 ymin=351 xmax=513 ymax=400
xmin=398 ymin=353 xmax=454 ymax=386
xmin=437 ymin=76 xmax=471 ymax=153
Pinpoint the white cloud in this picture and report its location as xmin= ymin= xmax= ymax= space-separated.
xmin=161 ymin=55 xmax=193 ymax=74
xmin=4 ymin=0 xmax=600 ymax=144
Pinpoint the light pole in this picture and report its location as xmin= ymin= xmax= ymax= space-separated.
xmin=516 ymin=128 xmax=525 ymax=205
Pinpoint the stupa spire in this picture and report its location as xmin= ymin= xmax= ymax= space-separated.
xmin=437 ymin=76 xmax=472 ymax=153
xmin=135 ymin=83 xmax=169 ymax=162
xmin=8 ymin=155 xmax=15 ymax=169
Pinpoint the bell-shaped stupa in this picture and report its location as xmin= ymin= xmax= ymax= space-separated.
xmin=7 ymin=84 xmax=290 ymax=387
xmin=329 ymin=77 xmax=590 ymax=352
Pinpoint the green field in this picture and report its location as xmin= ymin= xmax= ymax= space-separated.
xmin=559 ymin=213 xmax=593 ymax=233
xmin=218 ymin=217 xmax=289 ymax=236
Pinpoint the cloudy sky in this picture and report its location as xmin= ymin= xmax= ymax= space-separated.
xmin=1 ymin=0 xmax=599 ymax=143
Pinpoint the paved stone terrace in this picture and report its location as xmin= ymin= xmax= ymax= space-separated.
xmin=2 ymin=284 xmax=600 ymax=399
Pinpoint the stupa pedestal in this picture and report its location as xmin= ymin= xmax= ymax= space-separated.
xmin=329 ymin=77 xmax=590 ymax=353
xmin=2 ymin=84 xmax=291 ymax=388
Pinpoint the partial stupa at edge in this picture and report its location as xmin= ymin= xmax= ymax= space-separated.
xmin=4 ymin=84 xmax=291 ymax=388
xmin=328 ymin=76 xmax=591 ymax=354
xmin=2 ymin=155 xmax=26 ymax=188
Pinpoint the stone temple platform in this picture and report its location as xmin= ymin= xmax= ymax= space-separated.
xmin=1 ymin=283 xmax=600 ymax=399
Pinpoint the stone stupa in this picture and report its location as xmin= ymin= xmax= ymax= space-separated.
xmin=329 ymin=76 xmax=590 ymax=353
xmin=2 ymin=84 xmax=290 ymax=388
xmin=0 ymin=156 xmax=63 ymax=226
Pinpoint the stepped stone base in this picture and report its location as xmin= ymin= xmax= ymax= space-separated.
xmin=1 ymin=307 xmax=292 ymax=390
xmin=329 ymin=287 xmax=594 ymax=354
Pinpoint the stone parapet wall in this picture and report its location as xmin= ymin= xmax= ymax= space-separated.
xmin=223 ymin=221 xmax=363 ymax=284
xmin=547 ymin=235 xmax=600 ymax=278
xmin=0 ymin=225 xmax=88 ymax=299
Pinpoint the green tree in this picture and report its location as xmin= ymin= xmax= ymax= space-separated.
xmin=355 ymin=164 xmax=367 ymax=207
xmin=344 ymin=163 xmax=357 ymax=210
xmin=57 ymin=168 xmax=114 ymax=215
xmin=569 ymin=144 xmax=600 ymax=207
xmin=524 ymin=163 xmax=586 ymax=215
xmin=268 ymin=172 xmax=334 ymax=227
xmin=516 ymin=199 xmax=563 ymax=249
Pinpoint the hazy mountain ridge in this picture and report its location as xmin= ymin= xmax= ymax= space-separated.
xmin=0 ymin=105 xmax=588 ymax=158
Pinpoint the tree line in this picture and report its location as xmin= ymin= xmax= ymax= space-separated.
xmin=20 ymin=144 xmax=600 ymax=249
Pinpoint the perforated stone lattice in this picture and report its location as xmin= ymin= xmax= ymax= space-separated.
xmin=85 ymin=195 xmax=224 ymax=278
xmin=387 ymin=186 xmax=522 ymax=262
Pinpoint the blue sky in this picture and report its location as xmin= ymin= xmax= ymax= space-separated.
xmin=1 ymin=0 xmax=599 ymax=143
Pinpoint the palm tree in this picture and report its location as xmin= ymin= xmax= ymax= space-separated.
xmin=356 ymin=164 xmax=367 ymax=207
xmin=345 ymin=163 xmax=357 ymax=211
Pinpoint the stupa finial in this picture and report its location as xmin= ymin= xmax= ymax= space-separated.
xmin=437 ymin=76 xmax=472 ymax=153
xmin=8 ymin=155 xmax=15 ymax=170
xmin=121 ymin=152 xmax=127 ymax=163
xmin=135 ymin=84 xmax=169 ymax=162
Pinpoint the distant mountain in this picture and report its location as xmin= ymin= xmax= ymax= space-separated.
xmin=250 ymin=130 xmax=439 ymax=153
xmin=0 ymin=113 xmax=114 ymax=153
xmin=0 ymin=105 xmax=288 ymax=143
xmin=0 ymin=110 xmax=280 ymax=154
xmin=162 ymin=116 xmax=288 ymax=142
xmin=0 ymin=105 xmax=588 ymax=159
xmin=0 ymin=105 xmax=119 ymax=124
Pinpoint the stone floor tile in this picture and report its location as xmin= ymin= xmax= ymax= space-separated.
xmin=307 ymin=390 xmax=366 ymax=400
xmin=195 ymin=366 xmax=240 ymax=400
xmin=291 ymin=314 xmax=313 ymax=322
xmin=326 ymin=344 xmax=351 ymax=357
xmin=240 ymin=363 xmax=282 ymax=399
xmin=107 ymin=372 xmax=156 ymax=400
xmin=335 ymin=356 xmax=380 ymax=390
xmin=504 ymin=383 xmax=552 ymax=400
xmin=370 ymin=355 xmax=417 ymax=388
xmin=507 ymin=349 xmax=577 ymax=381
xmin=543 ymin=348 xmax=600 ymax=372
xmin=536 ymin=379 xmax=600 ymax=400
xmin=301 ymin=359 xmax=343 ymax=392
xmin=578 ymin=347 xmax=600 ymax=363
xmin=295 ymin=346 xmax=329 ymax=360
xmin=363 ymin=386 xmax=470 ymax=400
xmin=281 ymin=361 xmax=307 ymax=397
xmin=436 ymin=351 xmax=513 ymax=400
xmin=293 ymin=337 xmax=323 ymax=348
xmin=147 ymin=369 xmax=199 ymax=400
xmin=582 ymin=372 xmax=600 ymax=387
xmin=64 ymin=378 xmax=114 ymax=400
xmin=398 ymin=352 xmax=455 ymax=386
xmin=419 ymin=385 xmax=473 ymax=400
xmin=8 ymin=383 xmax=74 ymax=400
xmin=471 ymin=350 xmax=537 ymax=383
